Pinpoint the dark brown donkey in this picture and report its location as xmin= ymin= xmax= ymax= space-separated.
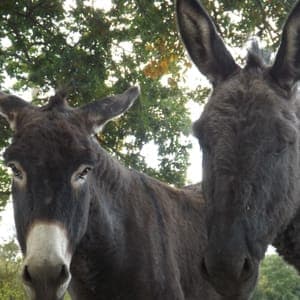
xmin=0 ymin=88 xmax=228 ymax=300
xmin=177 ymin=0 xmax=300 ymax=298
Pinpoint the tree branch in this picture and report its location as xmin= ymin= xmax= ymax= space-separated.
xmin=255 ymin=0 xmax=277 ymax=41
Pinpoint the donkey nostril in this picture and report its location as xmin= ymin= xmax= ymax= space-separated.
xmin=201 ymin=258 xmax=210 ymax=279
xmin=58 ymin=264 xmax=69 ymax=284
xmin=22 ymin=265 xmax=32 ymax=284
xmin=241 ymin=258 xmax=253 ymax=279
xmin=244 ymin=258 xmax=251 ymax=271
xmin=22 ymin=263 xmax=69 ymax=286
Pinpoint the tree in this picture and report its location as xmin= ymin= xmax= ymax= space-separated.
xmin=0 ymin=0 xmax=298 ymax=212
xmin=252 ymin=255 xmax=300 ymax=300
xmin=201 ymin=0 xmax=295 ymax=50
xmin=0 ymin=0 xmax=193 ymax=213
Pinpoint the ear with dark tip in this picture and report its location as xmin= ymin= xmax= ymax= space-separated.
xmin=176 ymin=0 xmax=239 ymax=85
xmin=0 ymin=92 xmax=32 ymax=130
xmin=270 ymin=1 xmax=300 ymax=90
xmin=79 ymin=86 xmax=140 ymax=134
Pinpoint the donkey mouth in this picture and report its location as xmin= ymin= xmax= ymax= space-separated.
xmin=23 ymin=284 xmax=68 ymax=300
xmin=23 ymin=270 xmax=71 ymax=300
xmin=201 ymin=260 xmax=258 ymax=299
xmin=210 ymin=279 xmax=257 ymax=300
xmin=22 ymin=222 xmax=72 ymax=300
xmin=22 ymin=263 xmax=71 ymax=300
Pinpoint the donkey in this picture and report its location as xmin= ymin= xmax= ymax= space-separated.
xmin=0 ymin=88 xmax=231 ymax=300
xmin=177 ymin=0 xmax=300 ymax=297
xmin=273 ymin=208 xmax=300 ymax=271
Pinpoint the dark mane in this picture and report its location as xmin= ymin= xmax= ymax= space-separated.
xmin=41 ymin=90 xmax=69 ymax=111
xmin=245 ymin=40 xmax=272 ymax=70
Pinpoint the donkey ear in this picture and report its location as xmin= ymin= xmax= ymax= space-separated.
xmin=270 ymin=2 xmax=300 ymax=90
xmin=0 ymin=92 xmax=31 ymax=130
xmin=79 ymin=86 xmax=140 ymax=134
xmin=176 ymin=0 xmax=239 ymax=85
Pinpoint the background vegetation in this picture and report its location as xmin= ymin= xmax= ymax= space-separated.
xmin=0 ymin=0 xmax=297 ymax=208
xmin=253 ymin=255 xmax=300 ymax=299
xmin=0 ymin=239 xmax=299 ymax=299
xmin=1 ymin=0 xmax=300 ymax=298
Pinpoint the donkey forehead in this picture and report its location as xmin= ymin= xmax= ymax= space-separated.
xmin=196 ymin=74 xmax=297 ymax=145
xmin=4 ymin=114 xmax=95 ymax=167
xmin=211 ymin=70 xmax=283 ymax=107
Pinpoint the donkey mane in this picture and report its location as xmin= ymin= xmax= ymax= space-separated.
xmin=41 ymin=90 xmax=69 ymax=111
xmin=246 ymin=51 xmax=265 ymax=71
xmin=245 ymin=40 xmax=272 ymax=70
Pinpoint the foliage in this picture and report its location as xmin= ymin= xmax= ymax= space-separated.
xmin=0 ymin=240 xmax=26 ymax=300
xmin=1 ymin=2 xmax=299 ymax=298
xmin=202 ymin=0 xmax=296 ymax=50
xmin=0 ymin=0 xmax=193 ymax=213
xmin=0 ymin=0 xmax=298 ymax=212
xmin=252 ymin=255 xmax=300 ymax=300
xmin=1 ymin=242 xmax=300 ymax=300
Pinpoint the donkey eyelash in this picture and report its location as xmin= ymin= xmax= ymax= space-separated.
xmin=77 ymin=167 xmax=93 ymax=180
xmin=7 ymin=162 xmax=23 ymax=179
xmin=72 ymin=165 xmax=94 ymax=184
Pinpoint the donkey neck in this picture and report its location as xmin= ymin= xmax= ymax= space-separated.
xmin=77 ymin=138 xmax=141 ymax=252
xmin=70 ymin=140 xmax=209 ymax=299
xmin=86 ymin=139 xmax=136 ymax=245
xmin=71 ymin=142 xmax=166 ymax=297
xmin=93 ymin=141 xmax=133 ymax=194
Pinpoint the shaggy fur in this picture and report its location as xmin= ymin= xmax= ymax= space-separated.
xmin=177 ymin=0 xmax=300 ymax=297
xmin=1 ymin=89 xmax=231 ymax=300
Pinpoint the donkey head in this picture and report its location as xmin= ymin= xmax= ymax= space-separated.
xmin=177 ymin=0 xmax=300 ymax=298
xmin=0 ymin=87 xmax=139 ymax=300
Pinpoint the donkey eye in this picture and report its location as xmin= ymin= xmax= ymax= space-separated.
xmin=77 ymin=167 xmax=92 ymax=180
xmin=7 ymin=163 xmax=23 ymax=179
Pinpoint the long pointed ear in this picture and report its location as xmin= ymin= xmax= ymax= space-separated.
xmin=270 ymin=2 xmax=300 ymax=90
xmin=79 ymin=86 xmax=140 ymax=134
xmin=0 ymin=92 xmax=31 ymax=130
xmin=176 ymin=0 xmax=239 ymax=85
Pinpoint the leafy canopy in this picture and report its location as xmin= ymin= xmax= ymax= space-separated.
xmin=0 ymin=0 xmax=297 ymax=212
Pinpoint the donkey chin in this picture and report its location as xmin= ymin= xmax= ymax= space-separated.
xmin=21 ymin=222 xmax=72 ymax=300
xmin=200 ymin=232 xmax=260 ymax=300
xmin=206 ymin=270 xmax=258 ymax=300
xmin=23 ymin=278 xmax=71 ymax=300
